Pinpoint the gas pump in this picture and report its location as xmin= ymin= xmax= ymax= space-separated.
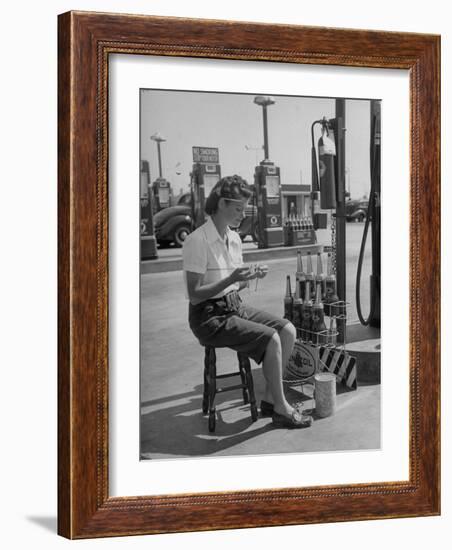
xmin=151 ymin=177 xmax=172 ymax=212
xmin=311 ymin=102 xmax=347 ymax=341
xmin=356 ymin=100 xmax=381 ymax=327
xmin=191 ymin=146 xmax=221 ymax=227
xmin=254 ymin=161 xmax=284 ymax=248
xmin=140 ymin=160 xmax=158 ymax=260
xmin=253 ymin=96 xmax=284 ymax=248
xmin=311 ymin=99 xmax=381 ymax=336
xmin=284 ymin=99 xmax=380 ymax=387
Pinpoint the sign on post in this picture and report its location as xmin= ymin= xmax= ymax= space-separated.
xmin=192 ymin=146 xmax=219 ymax=164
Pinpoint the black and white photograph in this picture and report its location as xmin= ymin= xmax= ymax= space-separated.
xmin=2 ymin=0 xmax=446 ymax=545
xmin=139 ymin=89 xmax=381 ymax=459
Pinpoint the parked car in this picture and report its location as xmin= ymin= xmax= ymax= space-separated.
xmin=345 ymin=199 xmax=368 ymax=222
xmin=154 ymin=203 xmax=193 ymax=247
xmin=236 ymin=204 xmax=259 ymax=242
xmin=154 ymin=193 xmax=259 ymax=247
xmin=176 ymin=192 xmax=192 ymax=206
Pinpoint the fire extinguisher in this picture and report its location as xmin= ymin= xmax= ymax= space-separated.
xmin=311 ymin=118 xmax=337 ymax=210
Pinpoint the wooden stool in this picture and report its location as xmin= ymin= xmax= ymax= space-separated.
xmin=202 ymin=346 xmax=258 ymax=432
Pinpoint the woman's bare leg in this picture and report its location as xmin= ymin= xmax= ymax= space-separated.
xmin=263 ymin=323 xmax=296 ymax=405
xmin=261 ymin=332 xmax=295 ymax=416
xmin=280 ymin=322 xmax=297 ymax=371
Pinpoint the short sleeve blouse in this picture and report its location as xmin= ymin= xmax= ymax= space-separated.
xmin=182 ymin=217 xmax=244 ymax=303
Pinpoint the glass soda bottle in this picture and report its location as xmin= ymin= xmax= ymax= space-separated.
xmin=283 ymin=275 xmax=293 ymax=321
xmin=296 ymin=250 xmax=306 ymax=299
xmin=292 ymin=278 xmax=303 ymax=338
xmin=300 ymin=280 xmax=313 ymax=342
xmin=315 ymin=252 xmax=325 ymax=300
xmin=311 ymin=282 xmax=327 ymax=345
xmin=306 ymin=251 xmax=315 ymax=301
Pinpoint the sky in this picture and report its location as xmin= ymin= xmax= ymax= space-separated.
xmin=140 ymin=89 xmax=374 ymax=199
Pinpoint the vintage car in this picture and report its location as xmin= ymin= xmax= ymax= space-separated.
xmin=154 ymin=201 xmax=193 ymax=247
xmin=345 ymin=198 xmax=369 ymax=222
xmin=154 ymin=193 xmax=259 ymax=247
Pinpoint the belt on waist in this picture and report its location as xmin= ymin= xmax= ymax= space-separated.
xmin=195 ymin=291 xmax=242 ymax=312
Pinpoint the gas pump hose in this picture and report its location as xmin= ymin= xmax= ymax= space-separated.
xmin=355 ymin=192 xmax=376 ymax=326
xmin=355 ymin=115 xmax=379 ymax=326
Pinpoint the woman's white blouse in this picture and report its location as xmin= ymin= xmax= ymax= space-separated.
xmin=182 ymin=217 xmax=243 ymax=303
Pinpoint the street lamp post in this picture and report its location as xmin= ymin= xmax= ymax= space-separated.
xmin=150 ymin=132 xmax=172 ymax=212
xmin=253 ymin=96 xmax=275 ymax=162
xmin=151 ymin=132 xmax=166 ymax=178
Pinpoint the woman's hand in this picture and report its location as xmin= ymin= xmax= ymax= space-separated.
xmin=255 ymin=264 xmax=269 ymax=279
xmin=229 ymin=264 xmax=268 ymax=284
xmin=229 ymin=266 xmax=257 ymax=283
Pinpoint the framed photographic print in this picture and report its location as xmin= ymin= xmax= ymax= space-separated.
xmin=58 ymin=11 xmax=440 ymax=539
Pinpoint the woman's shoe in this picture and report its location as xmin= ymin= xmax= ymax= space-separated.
xmin=260 ymin=400 xmax=274 ymax=417
xmin=261 ymin=400 xmax=305 ymax=418
xmin=272 ymin=410 xmax=313 ymax=429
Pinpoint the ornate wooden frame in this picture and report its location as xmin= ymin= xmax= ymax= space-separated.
xmin=58 ymin=11 xmax=440 ymax=539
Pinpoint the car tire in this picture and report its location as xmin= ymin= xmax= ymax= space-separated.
xmin=173 ymin=224 xmax=191 ymax=247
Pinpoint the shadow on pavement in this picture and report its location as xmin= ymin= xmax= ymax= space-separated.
xmin=140 ymin=383 xmax=275 ymax=458
xmin=140 ymin=367 xmax=379 ymax=459
xmin=140 ymin=380 xmax=320 ymax=459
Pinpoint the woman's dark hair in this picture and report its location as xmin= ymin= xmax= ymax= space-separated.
xmin=204 ymin=175 xmax=252 ymax=215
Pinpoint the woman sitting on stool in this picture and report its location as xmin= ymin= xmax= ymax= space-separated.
xmin=182 ymin=175 xmax=312 ymax=429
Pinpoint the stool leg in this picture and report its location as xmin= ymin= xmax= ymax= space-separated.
xmin=202 ymin=350 xmax=209 ymax=415
xmin=207 ymin=348 xmax=217 ymax=432
xmin=238 ymin=356 xmax=249 ymax=405
xmin=239 ymin=353 xmax=258 ymax=422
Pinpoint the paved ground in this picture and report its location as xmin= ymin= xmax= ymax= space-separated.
xmin=140 ymin=222 xmax=379 ymax=459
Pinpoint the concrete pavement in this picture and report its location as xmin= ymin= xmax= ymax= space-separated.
xmin=140 ymin=223 xmax=380 ymax=459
